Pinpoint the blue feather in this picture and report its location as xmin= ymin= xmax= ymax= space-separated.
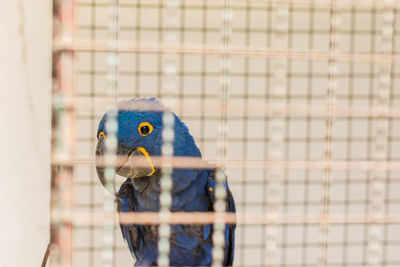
xmin=100 ymin=98 xmax=236 ymax=266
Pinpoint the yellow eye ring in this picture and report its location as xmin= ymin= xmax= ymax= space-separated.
xmin=98 ymin=131 xmax=106 ymax=139
xmin=138 ymin=122 xmax=153 ymax=136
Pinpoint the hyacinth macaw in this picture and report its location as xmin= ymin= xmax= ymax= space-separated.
xmin=95 ymin=98 xmax=236 ymax=266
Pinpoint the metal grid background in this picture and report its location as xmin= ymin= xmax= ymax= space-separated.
xmin=52 ymin=0 xmax=400 ymax=266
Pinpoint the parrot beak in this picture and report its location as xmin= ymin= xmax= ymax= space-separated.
xmin=95 ymin=135 xmax=155 ymax=196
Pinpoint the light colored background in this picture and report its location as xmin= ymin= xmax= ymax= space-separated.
xmin=72 ymin=1 xmax=400 ymax=266
xmin=1 ymin=0 xmax=400 ymax=267
xmin=0 ymin=0 xmax=51 ymax=266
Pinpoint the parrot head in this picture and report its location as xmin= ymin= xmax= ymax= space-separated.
xmin=95 ymin=98 xmax=201 ymax=195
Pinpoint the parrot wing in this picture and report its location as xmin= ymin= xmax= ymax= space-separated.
xmin=116 ymin=170 xmax=236 ymax=266
xmin=224 ymin=187 xmax=236 ymax=266
xmin=116 ymin=180 xmax=140 ymax=258
xmin=206 ymin=169 xmax=236 ymax=266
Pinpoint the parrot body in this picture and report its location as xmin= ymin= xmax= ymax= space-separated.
xmin=96 ymin=98 xmax=236 ymax=266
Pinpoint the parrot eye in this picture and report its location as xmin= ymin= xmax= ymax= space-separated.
xmin=138 ymin=122 xmax=153 ymax=136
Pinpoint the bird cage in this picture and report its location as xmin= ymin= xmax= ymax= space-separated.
xmin=50 ymin=0 xmax=400 ymax=266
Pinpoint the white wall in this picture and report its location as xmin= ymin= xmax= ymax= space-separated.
xmin=0 ymin=0 xmax=51 ymax=266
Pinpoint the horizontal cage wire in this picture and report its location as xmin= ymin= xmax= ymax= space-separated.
xmin=50 ymin=0 xmax=400 ymax=267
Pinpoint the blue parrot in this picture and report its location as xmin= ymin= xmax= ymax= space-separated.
xmin=95 ymin=98 xmax=236 ymax=266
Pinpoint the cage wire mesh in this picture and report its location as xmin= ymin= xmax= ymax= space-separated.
xmin=50 ymin=0 xmax=400 ymax=266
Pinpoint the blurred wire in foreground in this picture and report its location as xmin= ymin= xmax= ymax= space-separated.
xmin=101 ymin=0 xmax=119 ymax=266
xmin=50 ymin=0 xmax=75 ymax=266
xmin=212 ymin=0 xmax=232 ymax=266
xmin=368 ymin=1 xmax=395 ymax=266
xmin=157 ymin=0 xmax=179 ymax=265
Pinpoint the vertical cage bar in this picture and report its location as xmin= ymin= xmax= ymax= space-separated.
xmin=158 ymin=0 xmax=179 ymax=266
xmin=50 ymin=0 xmax=75 ymax=266
xmin=265 ymin=1 xmax=288 ymax=266
xmin=318 ymin=1 xmax=340 ymax=266
xmin=342 ymin=5 xmax=356 ymax=266
xmin=212 ymin=0 xmax=232 ymax=266
xmin=302 ymin=3 xmax=315 ymax=266
xmin=367 ymin=1 xmax=394 ymax=266
xmin=102 ymin=0 xmax=119 ymax=266
xmin=89 ymin=2 xmax=97 ymax=266
xmin=364 ymin=4 xmax=378 ymax=265
xmin=239 ymin=2 xmax=250 ymax=266
xmin=382 ymin=5 xmax=397 ymax=266
xmin=158 ymin=109 xmax=175 ymax=267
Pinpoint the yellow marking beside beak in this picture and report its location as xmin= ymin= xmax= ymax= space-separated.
xmin=99 ymin=131 xmax=106 ymax=139
xmin=136 ymin=147 xmax=155 ymax=176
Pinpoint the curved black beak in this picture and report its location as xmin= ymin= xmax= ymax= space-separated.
xmin=95 ymin=135 xmax=155 ymax=196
